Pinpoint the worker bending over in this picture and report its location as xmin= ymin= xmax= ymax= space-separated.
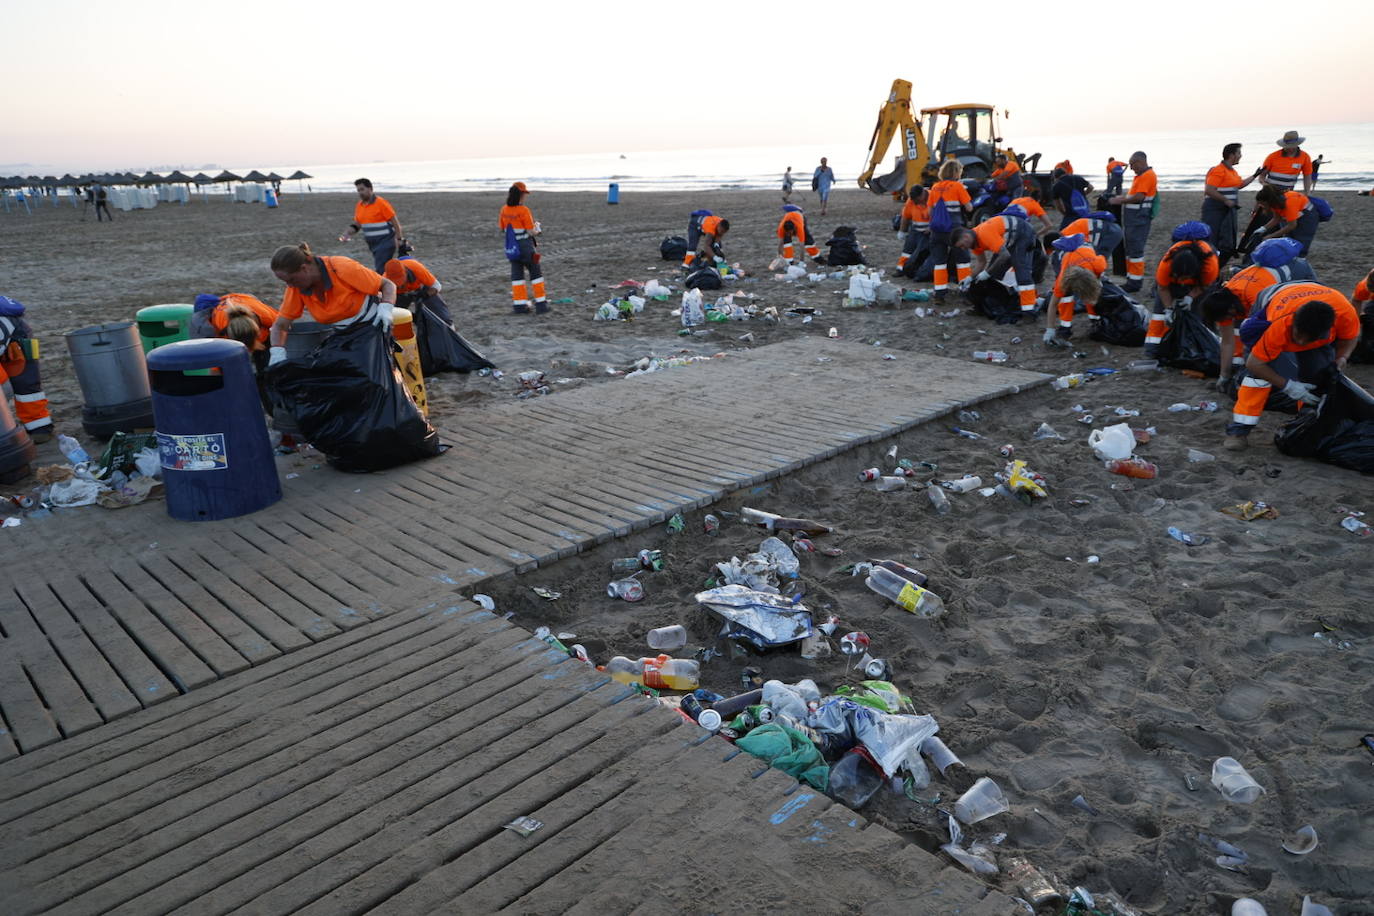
xmin=0 ymin=295 xmax=51 ymax=441
xmin=1108 ymin=151 xmax=1157 ymax=292
xmin=385 ymin=253 xmax=453 ymax=325
xmin=683 ymin=210 xmax=729 ymax=270
xmin=1252 ymin=186 xmax=1321 ymax=257
xmin=1105 ymin=157 xmax=1128 ymax=197
xmin=1354 ymin=268 xmax=1374 ymax=316
xmin=1224 ymin=281 xmax=1360 ymax=449
xmin=268 ymin=242 xmax=398 ymax=364
xmin=1143 ymin=223 xmax=1218 ymax=357
xmin=952 ymin=211 xmax=1039 ymax=315
xmin=1200 ymin=238 xmax=1314 ymax=387
xmin=777 ymin=205 xmax=818 ymax=264
xmin=1042 ymin=234 xmax=1107 ymax=344
xmin=1058 ymin=213 xmax=1123 ymax=268
xmin=896 ymin=185 xmax=930 ymax=277
xmin=1008 ymin=185 xmax=1054 ymax=234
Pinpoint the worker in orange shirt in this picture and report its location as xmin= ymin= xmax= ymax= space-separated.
xmin=928 ymin=159 xmax=973 ymax=300
xmin=1107 ymin=152 xmax=1156 ymax=293
xmin=777 ymin=205 xmax=819 ymax=264
xmin=1058 ymin=212 xmax=1124 ymax=267
xmin=1007 ymin=185 xmax=1054 ymax=234
xmin=384 ymin=252 xmax=453 ymax=325
xmin=1105 ymin=157 xmax=1129 ymax=197
xmin=0 ymin=295 xmax=52 ymax=442
xmin=682 ymin=210 xmax=729 ymax=270
xmin=951 ymin=211 xmax=1039 ymax=315
xmin=191 ymin=292 xmax=279 ymax=352
xmin=340 ymin=178 xmax=403 ymax=273
xmin=896 ymin=184 xmax=931 ymax=277
xmin=1354 ymin=268 xmax=1374 ymax=316
xmin=1142 ymin=223 xmax=1218 ymax=357
xmin=989 ymin=153 xmax=1023 ymax=198
xmin=1200 ymin=238 xmax=1314 ymax=386
xmin=1252 ymin=186 xmax=1321 ymax=257
xmin=1259 ymin=131 xmax=1314 ymax=194
xmin=1202 ymin=143 xmax=1260 ymax=262
xmin=1042 ymin=234 xmax=1107 ymax=344
xmin=1053 ymin=159 xmax=1074 ymax=175
xmin=267 ymin=242 xmax=398 ymax=365
xmin=1224 ymin=282 xmax=1361 ymax=449
xmin=500 ymin=182 xmax=548 ymax=314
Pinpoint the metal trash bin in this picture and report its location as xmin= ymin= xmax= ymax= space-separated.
xmin=271 ymin=319 xmax=329 ymax=435
xmin=148 ymin=338 xmax=281 ymax=521
xmin=65 ymin=321 xmax=156 ymax=437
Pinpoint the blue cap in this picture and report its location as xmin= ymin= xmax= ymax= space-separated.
xmin=1000 ymin=204 xmax=1027 ymax=219
xmin=0 ymin=295 xmax=26 ymax=317
xmin=1252 ymin=237 xmax=1302 ymax=268
xmin=193 ymin=293 xmax=221 ymax=311
xmin=1052 ymin=233 xmax=1086 ymax=252
xmin=1171 ymin=220 xmax=1211 ymax=242
xmin=781 ymin=204 xmax=802 ymax=213
xmin=1089 ymin=211 xmax=1116 ymax=223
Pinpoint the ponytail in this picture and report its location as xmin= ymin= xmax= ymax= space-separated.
xmin=222 ymin=304 xmax=262 ymax=349
xmin=270 ymin=242 xmax=313 ymax=273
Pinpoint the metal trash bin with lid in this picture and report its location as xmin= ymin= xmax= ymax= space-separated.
xmin=65 ymin=320 xmax=156 ymax=437
xmin=148 ymin=338 xmax=281 ymax=521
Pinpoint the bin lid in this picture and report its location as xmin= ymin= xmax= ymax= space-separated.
xmin=137 ymin=303 xmax=195 ymax=321
xmin=392 ymin=309 xmax=414 ymax=326
xmin=147 ymin=337 xmax=248 ymax=371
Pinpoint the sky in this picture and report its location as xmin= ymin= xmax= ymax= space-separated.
xmin=4 ymin=0 xmax=1373 ymax=174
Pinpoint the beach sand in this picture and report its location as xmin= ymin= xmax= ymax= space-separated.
xmin=2 ymin=188 xmax=1372 ymax=914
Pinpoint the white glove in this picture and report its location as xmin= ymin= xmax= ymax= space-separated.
xmin=1043 ymin=327 xmax=1058 ymax=345
xmin=975 ymin=270 xmax=991 ymax=284
xmin=896 ymin=231 xmax=907 ymax=242
xmin=958 ymin=277 xmax=972 ymax=292
xmin=1282 ymin=378 xmax=1317 ymax=401
xmin=371 ymin=301 xmax=395 ymax=330
xmin=268 ymin=346 xmax=286 ymax=367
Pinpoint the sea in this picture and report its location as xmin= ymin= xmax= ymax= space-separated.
xmin=249 ymin=122 xmax=1374 ymax=195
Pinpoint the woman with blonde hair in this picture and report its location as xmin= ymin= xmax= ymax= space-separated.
xmin=267 ymin=241 xmax=396 ymax=366
xmin=927 ymin=159 xmax=973 ymax=300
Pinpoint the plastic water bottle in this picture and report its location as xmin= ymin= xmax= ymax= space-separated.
xmin=863 ymin=565 xmax=946 ymax=618
xmin=647 ymin=624 xmax=687 ymax=650
xmin=606 ymin=655 xmax=700 ymax=691
xmin=57 ymin=434 xmax=91 ymax=465
xmin=972 ymin=350 xmax=1008 ymax=363
xmin=1052 ymin=373 xmax=1086 ymax=390
xmin=927 ymin=486 xmax=951 ymax=516
xmin=874 ymin=476 xmax=907 ymax=491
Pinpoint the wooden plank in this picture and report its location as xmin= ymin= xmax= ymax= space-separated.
xmin=0 ymin=590 xmax=103 ymax=740
xmin=76 ymin=570 xmax=217 ymax=693
xmin=0 ymin=640 xmax=61 ymax=753
xmin=160 ymin=552 xmax=325 ymax=649
xmin=177 ymin=550 xmax=341 ymax=642
xmin=13 ymin=582 xmax=140 ymax=723
xmin=106 ymin=561 xmax=251 ymax=677
xmin=137 ymin=555 xmax=291 ymax=662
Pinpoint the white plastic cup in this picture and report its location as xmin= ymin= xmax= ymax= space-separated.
xmin=647 ymin=624 xmax=687 ymax=650
xmin=1231 ymin=900 xmax=1268 ymax=916
xmin=1211 ymin=756 xmax=1265 ymax=804
xmin=922 ymin=736 xmax=961 ymax=773
xmin=954 ymin=776 xmax=1009 ymax=824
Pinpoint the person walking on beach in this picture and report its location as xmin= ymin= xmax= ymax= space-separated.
xmin=1202 ymin=143 xmax=1259 ymax=263
xmin=94 ymin=184 xmax=113 ymax=222
xmin=782 ymin=167 xmax=794 ymax=203
xmin=1223 ymin=281 xmax=1359 ymax=450
xmin=812 ymin=158 xmax=836 ymax=216
xmin=927 ymin=160 xmax=973 ymax=300
xmin=267 ymin=242 xmax=398 ymax=364
xmin=500 ymin=182 xmax=548 ymax=314
xmin=340 ymin=178 xmax=403 ymax=272
xmin=0 ymin=295 xmax=53 ymax=442
xmin=1108 ymin=151 xmax=1157 ymax=292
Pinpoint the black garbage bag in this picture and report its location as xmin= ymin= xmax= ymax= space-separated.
xmin=966 ymin=279 xmax=1021 ymax=324
xmin=821 ymin=227 xmax=866 ymax=267
xmin=268 ymin=323 xmax=441 ymax=473
xmin=413 ymin=304 xmax=496 ymax=376
xmin=1155 ymin=303 xmax=1221 ymax=376
xmin=1088 ymin=282 xmax=1147 ymax=347
xmin=1274 ymin=371 xmax=1374 ymax=472
xmin=1351 ymin=310 xmax=1374 ymax=365
xmin=660 ymin=236 xmax=688 ymax=261
xmin=684 ymin=264 xmax=723 ymax=290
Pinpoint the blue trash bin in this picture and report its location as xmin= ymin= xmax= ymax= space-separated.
xmin=607 ymin=182 xmax=619 ymax=205
xmin=264 ymin=188 xmax=278 ymax=208
xmin=147 ymin=338 xmax=282 ymax=521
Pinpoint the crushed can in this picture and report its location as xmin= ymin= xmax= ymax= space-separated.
xmin=998 ymin=444 xmax=1015 ymax=458
xmin=863 ymin=657 xmax=891 ymax=680
xmin=703 ymin=513 xmax=720 ymax=536
xmin=792 ymin=537 xmax=815 ymax=553
xmin=606 ymin=577 xmax=644 ymax=602
xmin=610 ymin=557 xmax=642 ymax=573
xmin=1005 ymin=856 xmax=1062 ymax=908
xmin=741 ymin=666 xmax=763 ymax=689
xmin=839 ymin=631 xmax=870 ymax=655
xmin=637 ymin=548 xmax=664 ymax=571
xmin=858 ymin=467 xmax=881 ymax=481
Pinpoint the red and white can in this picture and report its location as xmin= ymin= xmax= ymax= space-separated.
xmin=858 ymin=467 xmax=880 ymax=481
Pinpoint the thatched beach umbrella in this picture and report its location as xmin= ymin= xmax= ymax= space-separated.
xmin=137 ymin=171 xmax=163 ymax=185
xmin=286 ymin=169 xmax=312 ymax=192
xmin=213 ymin=170 xmax=241 ymax=183
xmin=165 ymin=170 xmax=193 ymax=183
xmin=242 ymin=169 xmax=270 ymax=183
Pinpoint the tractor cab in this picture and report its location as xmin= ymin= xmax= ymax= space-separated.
xmin=920 ymin=104 xmax=1014 ymax=182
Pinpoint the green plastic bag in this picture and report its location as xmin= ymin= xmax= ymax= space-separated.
xmin=95 ymin=431 xmax=158 ymax=480
xmin=735 ymin=723 xmax=830 ymax=791
xmin=835 ymin=680 xmax=912 ymax=714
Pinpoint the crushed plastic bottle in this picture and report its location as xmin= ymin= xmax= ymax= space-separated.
xmin=1167 ymin=526 xmax=1208 ymax=546
xmin=1032 ymin=422 xmax=1064 ymax=441
xmin=927 ymin=486 xmax=951 ymax=516
xmin=57 ymin=434 xmax=91 ymax=466
xmin=1341 ymin=516 xmax=1373 ymax=536
xmin=607 ymin=577 xmax=645 ymax=601
xmin=606 ymin=655 xmax=700 ymax=691
xmin=1051 ymin=374 xmax=1086 ymax=390
xmin=950 ymin=427 xmax=982 ymax=439
xmin=972 ymin=350 xmax=1008 ymax=363
xmin=757 ymin=536 xmax=800 ymax=578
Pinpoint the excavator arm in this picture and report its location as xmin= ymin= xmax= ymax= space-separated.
xmin=857 ymin=79 xmax=931 ymax=196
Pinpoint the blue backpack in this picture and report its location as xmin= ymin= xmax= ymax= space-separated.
xmin=1070 ymin=188 xmax=1090 ymax=217
xmin=1308 ymin=196 xmax=1334 ymax=222
xmin=503 ymin=225 xmax=521 ymax=260
xmin=929 ymin=192 xmax=954 ymax=233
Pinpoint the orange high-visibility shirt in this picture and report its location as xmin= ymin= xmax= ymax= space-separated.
xmin=991 ymin=161 xmax=1021 ymax=179
xmin=210 ymin=294 xmax=278 ymax=345
xmin=354 ymin=197 xmax=397 ymax=242
xmin=1205 ymin=163 xmax=1243 ymax=193
xmin=1129 ymin=169 xmax=1158 ymax=202
xmin=1106 ymin=159 xmax=1128 ymax=176
xmin=1008 ymin=196 xmax=1046 ymax=219
xmin=777 ymin=211 xmax=806 ymax=240
xmin=1250 ymin=283 xmax=1359 ymax=363
xmin=1055 ymin=160 xmax=1074 ymax=174
xmin=1261 ymin=150 xmax=1312 ymax=189
xmin=1155 ymin=241 xmax=1218 ymax=288
xmin=499 ymin=204 xmax=536 ymax=238
xmin=900 ymin=198 xmax=930 ymax=228
xmin=279 ymin=256 xmax=384 ymax=324
xmin=1354 ymin=276 xmax=1373 ymax=304
xmin=700 ymin=215 xmax=725 ymax=237
xmin=1274 ymin=191 xmax=1311 ymax=223
xmin=384 ymin=258 xmax=438 ymax=295
xmin=930 ymin=180 xmax=971 ymax=220
xmin=1221 ymin=265 xmax=1285 ymax=327
xmin=970 ymin=218 xmax=1008 ymax=256
xmin=1053 ymin=245 xmax=1106 ymax=298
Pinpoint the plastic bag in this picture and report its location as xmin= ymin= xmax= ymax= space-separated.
xmin=694 ymin=585 xmax=813 ymax=648
xmin=413 ymin=304 xmax=496 ymax=376
xmin=268 ymin=323 xmax=441 ymax=473
xmin=684 ymin=264 xmax=722 ymax=290
xmin=1274 ymin=371 xmax=1374 ymax=472
xmin=828 ymin=750 xmax=884 ymax=807
xmin=680 ymin=289 xmax=705 ymax=327
xmin=1088 ymin=282 xmax=1147 ymax=347
xmin=966 ymin=278 xmax=1020 ymax=323
xmin=49 ymin=477 xmax=104 ymax=507
xmin=1155 ymin=302 xmax=1221 ymax=376
xmin=734 ymin=723 xmax=829 ymax=790
xmin=1088 ymin=423 xmax=1135 ymax=460
xmin=95 ymin=431 xmax=159 ymax=480
xmin=851 ymin=709 xmax=940 ymax=777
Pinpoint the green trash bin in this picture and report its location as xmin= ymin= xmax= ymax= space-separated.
xmin=137 ymin=303 xmax=208 ymax=375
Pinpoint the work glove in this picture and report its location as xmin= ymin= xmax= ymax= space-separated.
xmin=896 ymin=231 xmax=907 ymax=242
xmin=975 ymin=270 xmax=991 ymax=284
xmin=1282 ymin=378 xmax=1317 ymax=402
xmin=371 ymin=301 xmax=395 ymax=331
xmin=268 ymin=346 xmax=287 ymax=367
xmin=1214 ymin=374 xmax=1231 ymax=393
xmin=958 ymin=277 xmax=972 ymax=292
xmin=1042 ymin=327 xmax=1058 ymax=345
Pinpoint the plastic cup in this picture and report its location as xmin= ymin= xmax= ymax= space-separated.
xmin=647 ymin=624 xmax=687 ymax=650
xmin=953 ymin=776 xmax=1009 ymax=824
xmin=922 ymin=736 xmax=962 ymax=774
xmin=1211 ymin=756 xmax=1265 ymax=804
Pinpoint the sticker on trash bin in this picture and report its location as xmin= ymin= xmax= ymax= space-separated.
xmin=158 ymin=432 xmax=228 ymax=471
